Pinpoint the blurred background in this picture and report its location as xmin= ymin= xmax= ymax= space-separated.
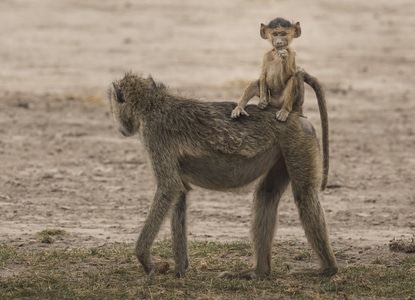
xmin=2 ymin=0 xmax=413 ymax=97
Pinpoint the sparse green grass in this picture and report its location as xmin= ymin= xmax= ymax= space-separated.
xmin=36 ymin=229 xmax=69 ymax=244
xmin=0 ymin=239 xmax=414 ymax=299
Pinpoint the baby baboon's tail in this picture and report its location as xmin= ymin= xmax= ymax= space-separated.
xmin=301 ymin=70 xmax=329 ymax=191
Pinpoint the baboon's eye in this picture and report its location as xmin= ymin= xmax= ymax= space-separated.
xmin=272 ymin=32 xmax=279 ymax=36
xmin=112 ymin=83 xmax=125 ymax=103
xmin=280 ymin=32 xmax=287 ymax=37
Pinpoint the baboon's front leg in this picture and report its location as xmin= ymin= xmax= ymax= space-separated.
xmin=231 ymin=80 xmax=259 ymax=118
xmin=135 ymin=188 xmax=178 ymax=279
xmin=171 ymin=192 xmax=189 ymax=278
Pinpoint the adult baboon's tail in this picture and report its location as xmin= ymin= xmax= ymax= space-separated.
xmin=301 ymin=70 xmax=329 ymax=191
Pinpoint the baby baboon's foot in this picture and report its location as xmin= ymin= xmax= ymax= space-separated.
xmin=276 ymin=109 xmax=289 ymax=121
xmin=258 ymin=98 xmax=268 ymax=110
xmin=218 ymin=269 xmax=257 ymax=280
xmin=231 ymin=106 xmax=249 ymax=118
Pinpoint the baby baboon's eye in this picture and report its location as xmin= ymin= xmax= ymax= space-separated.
xmin=280 ymin=32 xmax=287 ymax=37
xmin=272 ymin=32 xmax=279 ymax=36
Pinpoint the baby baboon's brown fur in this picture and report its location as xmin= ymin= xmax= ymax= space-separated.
xmin=231 ymin=18 xmax=330 ymax=190
xmin=231 ymin=18 xmax=302 ymax=121
xmin=108 ymin=73 xmax=338 ymax=279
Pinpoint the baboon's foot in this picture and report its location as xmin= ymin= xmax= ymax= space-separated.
xmin=218 ymin=269 xmax=257 ymax=280
xmin=289 ymin=266 xmax=338 ymax=277
xmin=138 ymin=261 xmax=170 ymax=280
xmin=257 ymin=98 xmax=268 ymax=110
xmin=318 ymin=266 xmax=338 ymax=277
xmin=172 ymin=255 xmax=189 ymax=278
xmin=276 ymin=109 xmax=289 ymax=121
xmin=231 ymin=106 xmax=249 ymax=118
xmin=173 ymin=264 xmax=187 ymax=278
xmin=145 ymin=264 xmax=156 ymax=280
xmin=136 ymin=252 xmax=156 ymax=279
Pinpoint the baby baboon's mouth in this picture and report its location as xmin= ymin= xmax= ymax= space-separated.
xmin=274 ymin=46 xmax=287 ymax=50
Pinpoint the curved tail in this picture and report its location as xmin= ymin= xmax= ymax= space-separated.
xmin=301 ymin=70 xmax=329 ymax=191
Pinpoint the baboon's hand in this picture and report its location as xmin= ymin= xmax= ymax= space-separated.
xmin=277 ymin=49 xmax=288 ymax=59
xmin=231 ymin=106 xmax=249 ymax=118
xmin=276 ymin=109 xmax=289 ymax=121
xmin=258 ymin=98 xmax=268 ymax=110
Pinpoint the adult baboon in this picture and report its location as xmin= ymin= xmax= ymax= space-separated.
xmin=108 ymin=73 xmax=338 ymax=279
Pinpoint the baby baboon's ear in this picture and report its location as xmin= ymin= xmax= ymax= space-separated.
xmin=294 ymin=22 xmax=301 ymax=38
xmin=260 ymin=23 xmax=268 ymax=39
xmin=112 ymin=82 xmax=124 ymax=103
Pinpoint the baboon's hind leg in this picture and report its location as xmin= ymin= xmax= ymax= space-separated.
xmin=285 ymin=131 xmax=338 ymax=276
xmin=219 ymin=158 xmax=290 ymax=279
xmin=292 ymin=188 xmax=338 ymax=276
xmin=276 ymin=75 xmax=298 ymax=121
xmin=171 ymin=191 xmax=189 ymax=278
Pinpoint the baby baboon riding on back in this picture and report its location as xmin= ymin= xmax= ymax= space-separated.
xmin=232 ymin=17 xmax=329 ymax=189
xmin=108 ymin=73 xmax=337 ymax=280
xmin=231 ymin=17 xmax=302 ymax=121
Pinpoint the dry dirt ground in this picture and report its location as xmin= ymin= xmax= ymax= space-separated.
xmin=1 ymin=0 xmax=414 ymax=268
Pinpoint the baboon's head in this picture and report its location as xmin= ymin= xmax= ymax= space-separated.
xmin=260 ymin=18 xmax=301 ymax=50
xmin=109 ymin=73 xmax=164 ymax=137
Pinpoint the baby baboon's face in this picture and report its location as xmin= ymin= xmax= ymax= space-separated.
xmin=108 ymin=81 xmax=139 ymax=137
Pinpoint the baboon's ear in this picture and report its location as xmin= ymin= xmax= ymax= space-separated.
xmin=260 ymin=23 xmax=268 ymax=39
xmin=147 ymin=76 xmax=158 ymax=90
xmin=294 ymin=22 xmax=301 ymax=38
xmin=112 ymin=82 xmax=124 ymax=103
xmin=158 ymin=82 xmax=166 ymax=90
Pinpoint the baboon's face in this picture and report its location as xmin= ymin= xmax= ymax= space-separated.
xmin=260 ymin=22 xmax=301 ymax=50
xmin=108 ymin=82 xmax=139 ymax=137
xmin=268 ymin=28 xmax=292 ymax=49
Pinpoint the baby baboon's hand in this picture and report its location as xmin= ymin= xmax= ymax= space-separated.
xmin=231 ymin=106 xmax=249 ymax=118
xmin=277 ymin=49 xmax=288 ymax=59
xmin=258 ymin=98 xmax=268 ymax=109
xmin=276 ymin=109 xmax=289 ymax=121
